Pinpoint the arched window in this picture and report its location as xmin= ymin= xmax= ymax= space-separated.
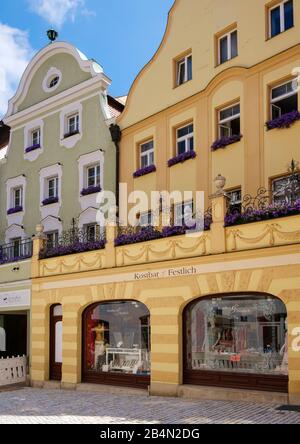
xmin=184 ymin=293 xmax=288 ymax=392
xmin=82 ymin=300 xmax=150 ymax=388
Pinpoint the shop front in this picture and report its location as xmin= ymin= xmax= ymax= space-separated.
xmin=183 ymin=293 xmax=288 ymax=393
xmin=0 ymin=289 xmax=30 ymax=359
xmin=82 ymin=300 xmax=150 ymax=389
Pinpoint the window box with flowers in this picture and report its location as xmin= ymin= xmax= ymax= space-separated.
xmin=25 ymin=143 xmax=41 ymax=153
xmin=7 ymin=206 xmax=23 ymax=215
xmin=42 ymin=196 xmax=59 ymax=206
xmin=168 ymin=150 xmax=196 ymax=167
xmin=133 ymin=165 xmax=156 ymax=178
xmin=211 ymin=134 xmax=243 ymax=151
xmin=81 ymin=185 xmax=102 ymax=196
xmin=266 ymin=110 xmax=300 ymax=130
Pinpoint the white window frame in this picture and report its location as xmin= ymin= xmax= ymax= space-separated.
xmin=12 ymin=187 xmax=23 ymax=208
xmin=176 ymin=123 xmax=194 ymax=155
xmin=176 ymin=54 xmax=192 ymax=86
xmin=269 ymin=0 xmax=293 ymax=38
xmin=46 ymin=176 xmax=59 ymax=199
xmin=45 ymin=230 xmax=59 ymax=248
xmin=174 ymin=200 xmax=193 ymax=226
xmin=140 ymin=140 xmax=154 ymax=169
xmin=139 ymin=211 xmax=154 ymax=227
xmin=218 ymin=103 xmax=240 ymax=138
xmin=84 ymin=223 xmax=100 ymax=241
xmin=86 ymin=164 xmax=101 ymax=188
xmin=67 ymin=113 xmax=79 ymax=135
xmin=270 ymin=79 xmax=298 ymax=119
xmin=218 ymin=28 xmax=238 ymax=65
xmin=31 ymin=128 xmax=40 ymax=146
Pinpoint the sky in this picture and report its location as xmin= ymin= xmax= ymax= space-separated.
xmin=0 ymin=0 xmax=174 ymax=118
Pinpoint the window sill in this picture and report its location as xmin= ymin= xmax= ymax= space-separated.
xmin=63 ymin=131 xmax=80 ymax=139
xmin=7 ymin=207 xmax=23 ymax=215
xmin=173 ymin=79 xmax=192 ymax=90
xmin=24 ymin=144 xmax=41 ymax=154
xmin=80 ymin=186 xmax=102 ymax=196
xmin=266 ymin=26 xmax=294 ymax=42
xmin=211 ymin=134 xmax=243 ymax=151
xmin=42 ymin=198 xmax=59 ymax=206
xmin=215 ymin=54 xmax=238 ymax=68
xmin=265 ymin=111 xmax=300 ymax=130
xmin=168 ymin=151 xmax=196 ymax=167
xmin=133 ymin=165 xmax=156 ymax=178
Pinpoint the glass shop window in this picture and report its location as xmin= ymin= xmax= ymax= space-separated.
xmin=84 ymin=301 xmax=151 ymax=376
xmin=185 ymin=295 xmax=288 ymax=376
xmin=270 ymin=79 xmax=298 ymax=120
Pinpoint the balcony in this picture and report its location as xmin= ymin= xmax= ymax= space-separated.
xmin=0 ymin=239 xmax=33 ymax=265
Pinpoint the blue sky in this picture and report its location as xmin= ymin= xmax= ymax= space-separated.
xmin=0 ymin=0 xmax=174 ymax=116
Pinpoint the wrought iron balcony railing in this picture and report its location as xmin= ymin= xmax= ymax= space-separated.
xmin=0 ymin=238 xmax=33 ymax=265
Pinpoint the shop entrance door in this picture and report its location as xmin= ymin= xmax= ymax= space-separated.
xmin=50 ymin=304 xmax=63 ymax=381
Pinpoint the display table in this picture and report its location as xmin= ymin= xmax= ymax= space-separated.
xmin=105 ymin=347 xmax=148 ymax=374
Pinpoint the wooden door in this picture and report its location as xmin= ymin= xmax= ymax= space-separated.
xmin=50 ymin=304 xmax=62 ymax=381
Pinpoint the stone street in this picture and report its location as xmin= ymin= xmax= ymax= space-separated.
xmin=0 ymin=387 xmax=299 ymax=424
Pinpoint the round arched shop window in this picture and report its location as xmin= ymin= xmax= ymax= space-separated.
xmin=83 ymin=301 xmax=151 ymax=381
xmin=184 ymin=294 xmax=288 ymax=379
xmin=48 ymin=75 xmax=60 ymax=89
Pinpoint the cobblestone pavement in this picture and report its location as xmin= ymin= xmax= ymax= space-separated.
xmin=0 ymin=387 xmax=299 ymax=424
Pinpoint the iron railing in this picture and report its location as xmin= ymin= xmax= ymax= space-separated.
xmin=40 ymin=226 xmax=106 ymax=259
xmin=0 ymin=238 xmax=33 ymax=265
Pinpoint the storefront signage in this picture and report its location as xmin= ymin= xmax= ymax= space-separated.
xmin=0 ymin=289 xmax=30 ymax=309
xmin=134 ymin=266 xmax=197 ymax=281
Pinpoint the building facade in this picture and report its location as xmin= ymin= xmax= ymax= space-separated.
xmin=0 ymin=41 xmax=122 ymax=362
xmin=1 ymin=0 xmax=300 ymax=403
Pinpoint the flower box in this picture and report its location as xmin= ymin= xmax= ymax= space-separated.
xmin=64 ymin=130 xmax=80 ymax=139
xmin=81 ymin=185 xmax=102 ymax=196
xmin=7 ymin=206 xmax=23 ymax=215
xmin=266 ymin=110 xmax=300 ymax=130
xmin=225 ymin=199 xmax=300 ymax=227
xmin=115 ymin=226 xmax=162 ymax=247
xmin=42 ymin=240 xmax=106 ymax=259
xmin=42 ymin=196 xmax=59 ymax=206
xmin=211 ymin=134 xmax=242 ymax=151
xmin=25 ymin=144 xmax=41 ymax=153
xmin=168 ymin=150 xmax=196 ymax=167
xmin=133 ymin=165 xmax=156 ymax=178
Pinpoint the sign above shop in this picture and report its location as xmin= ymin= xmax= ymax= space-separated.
xmin=0 ymin=289 xmax=30 ymax=309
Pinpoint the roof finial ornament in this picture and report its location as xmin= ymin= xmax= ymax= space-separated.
xmin=47 ymin=29 xmax=58 ymax=44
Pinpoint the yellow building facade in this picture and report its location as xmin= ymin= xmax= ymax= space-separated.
xmin=29 ymin=0 xmax=300 ymax=403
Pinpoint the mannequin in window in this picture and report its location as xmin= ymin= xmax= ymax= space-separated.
xmin=92 ymin=323 xmax=107 ymax=369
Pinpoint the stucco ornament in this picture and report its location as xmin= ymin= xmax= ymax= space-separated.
xmin=35 ymin=224 xmax=46 ymax=239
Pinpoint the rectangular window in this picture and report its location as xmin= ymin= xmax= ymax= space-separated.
xmin=32 ymin=129 xmax=40 ymax=146
xmin=13 ymin=187 xmax=23 ymax=208
xmin=67 ymin=114 xmax=79 ymax=135
xmin=176 ymin=54 xmax=192 ymax=86
xmin=269 ymin=0 xmax=294 ymax=38
xmin=46 ymin=231 xmax=59 ymax=249
xmin=140 ymin=140 xmax=154 ymax=168
xmin=218 ymin=29 xmax=238 ymax=65
xmin=87 ymin=164 xmax=101 ymax=188
xmin=272 ymin=174 xmax=300 ymax=204
xmin=218 ymin=103 xmax=240 ymax=138
xmin=227 ymin=188 xmax=242 ymax=213
xmin=270 ymin=79 xmax=298 ymax=119
xmin=174 ymin=200 xmax=193 ymax=226
xmin=47 ymin=177 xmax=58 ymax=199
xmin=176 ymin=123 xmax=194 ymax=155
xmin=12 ymin=238 xmax=21 ymax=259
xmin=139 ymin=211 xmax=154 ymax=227
xmin=85 ymin=223 xmax=100 ymax=242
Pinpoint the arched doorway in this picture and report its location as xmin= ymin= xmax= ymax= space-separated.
xmin=49 ymin=304 xmax=63 ymax=381
xmin=183 ymin=293 xmax=288 ymax=392
xmin=82 ymin=300 xmax=150 ymax=389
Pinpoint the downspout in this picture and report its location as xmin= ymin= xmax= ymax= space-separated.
xmin=109 ymin=124 xmax=122 ymax=217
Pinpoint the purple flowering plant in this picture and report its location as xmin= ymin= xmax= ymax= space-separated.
xmin=133 ymin=165 xmax=156 ymax=178
xmin=225 ymin=199 xmax=300 ymax=227
xmin=168 ymin=150 xmax=196 ymax=167
xmin=211 ymin=134 xmax=242 ymax=151
xmin=266 ymin=110 xmax=300 ymax=130
xmin=41 ymin=239 xmax=106 ymax=259
xmin=7 ymin=206 xmax=23 ymax=215
xmin=81 ymin=185 xmax=102 ymax=196
xmin=25 ymin=144 xmax=41 ymax=153
xmin=42 ymin=196 xmax=59 ymax=206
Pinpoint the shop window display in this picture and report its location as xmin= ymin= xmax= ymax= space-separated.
xmin=84 ymin=301 xmax=150 ymax=377
xmin=185 ymin=295 xmax=288 ymax=376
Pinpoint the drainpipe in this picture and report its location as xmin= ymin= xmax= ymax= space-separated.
xmin=109 ymin=124 xmax=122 ymax=217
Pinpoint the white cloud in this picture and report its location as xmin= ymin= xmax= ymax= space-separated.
xmin=29 ymin=0 xmax=87 ymax=28
xmin=0 ymin=24 xmax=33 ymax=118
